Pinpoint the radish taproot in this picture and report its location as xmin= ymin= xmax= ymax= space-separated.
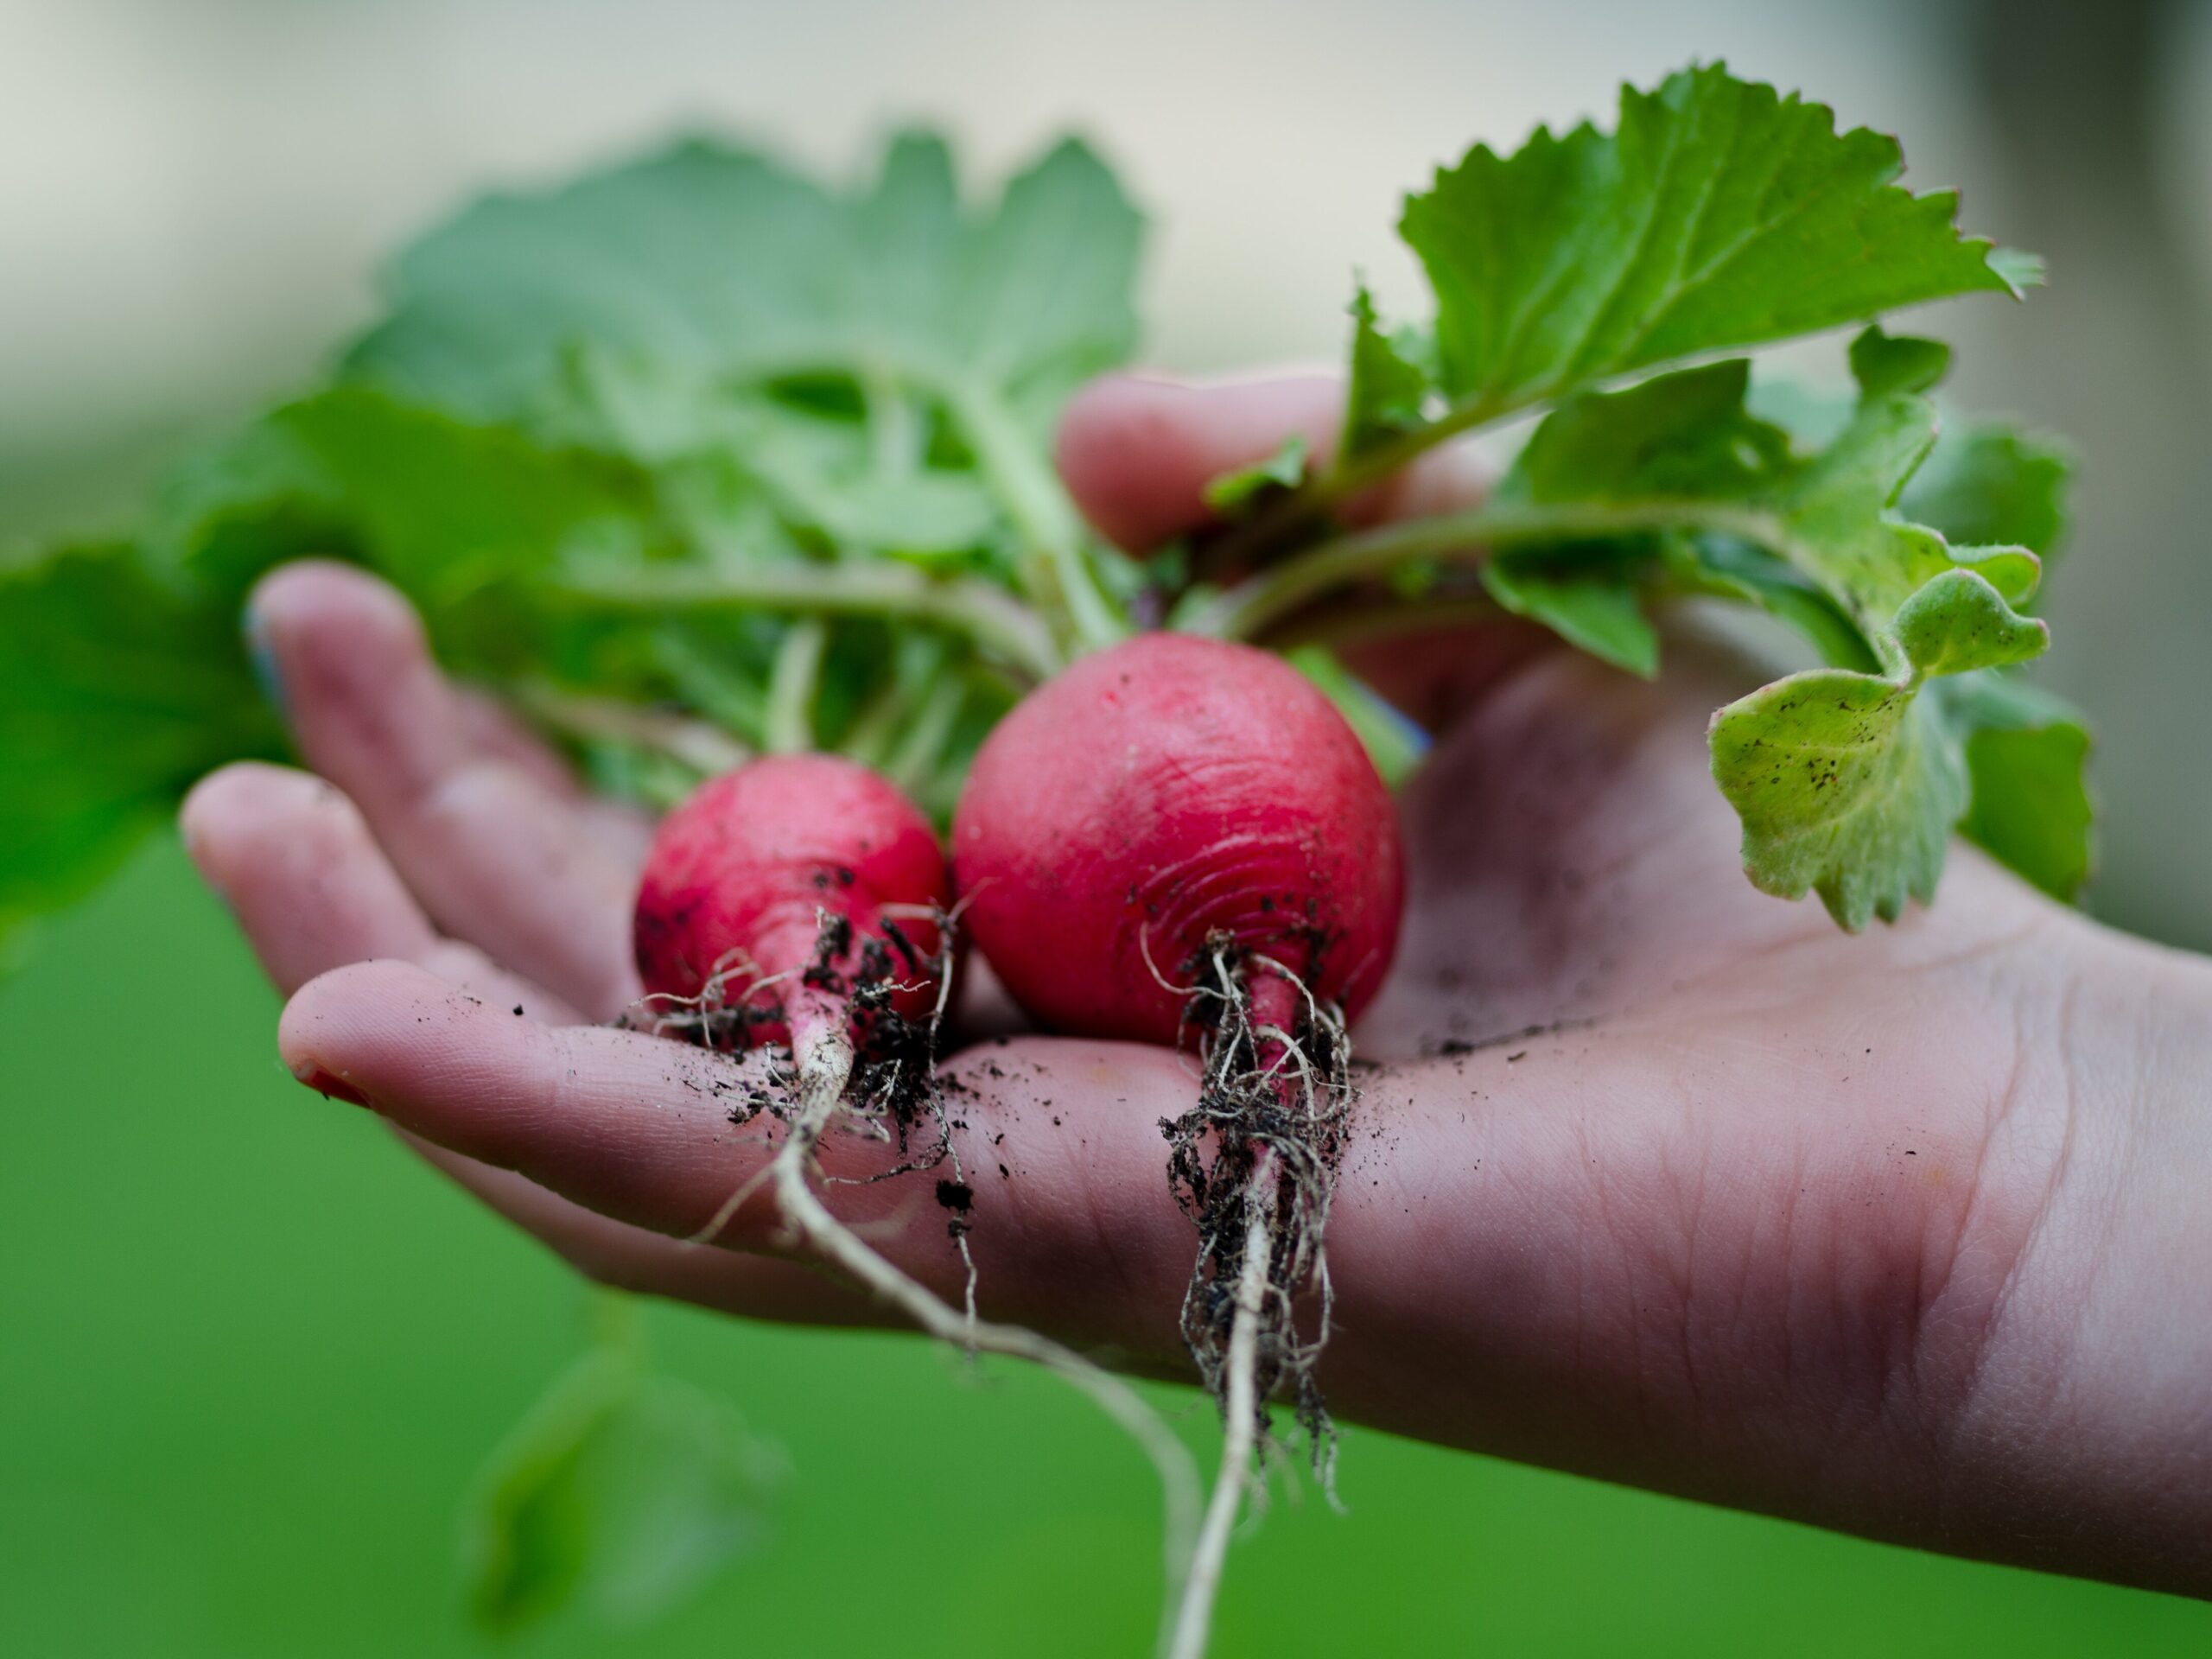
xmin=953 ymin=632 xmax=1405 ymax=1659
xmin=632 ymin=753 xmax=1201 ymax=1633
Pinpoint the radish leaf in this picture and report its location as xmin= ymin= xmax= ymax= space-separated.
xmin=1398 ymin=64 xmax=2033 ymax=424
xmin=346 ymin=133 xmax=1141 ymax=445
xmin=1710 ymin=569 xmax=2049 ymax=927
xmin=0 ymin=543 xmax=282 ymax=956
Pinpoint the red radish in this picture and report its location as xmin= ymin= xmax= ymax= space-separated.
xmin=635 ymin=753 xmax=949 ymax=1056
xmin=632 ymin=752 xmax=1205 ymax=1610
xmin=951 ymin=632 xmax=1406 ymax=1659
xmin=953 ymin=632 xmax=1402 ymax=1045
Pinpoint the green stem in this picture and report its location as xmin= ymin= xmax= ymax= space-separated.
xmin=764 ymin=620 xmax=828 ymax=753
xmin=553 ymin=560 xmax=1062 ymax=683
xmin=509 ymin=681 xmax=752 ymax=773
xmin=842 ymin=639 xmax=949 ymax=768
xmin=1200 ymin=395 xmax=1510 ymax=574
xmin=1190 ymin=499 xmax=1783 ymax=641
xmin=708 ymin=346 xmax=1124 ymax=658
xmin=1262 ymin=593 xmax=1503 ymax=652
xmin=942 ymin=374 xmax=1127 ymax=657
xmin=861 ymin=365 xmax=924 ymax=477
xmin=883 ymin=675 xmax=967 ymax=797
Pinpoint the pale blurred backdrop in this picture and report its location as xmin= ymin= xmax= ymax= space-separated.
xmin=4 ymin=5 xmax=2211 ymax=1656
xmin=5 ymin=0 xmax=2209 ymax=944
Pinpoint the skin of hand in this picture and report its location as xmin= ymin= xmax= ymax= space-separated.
xmin=180 ymin=372 xmax=2212 ymax=1601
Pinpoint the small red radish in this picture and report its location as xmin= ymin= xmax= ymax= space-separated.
xmin=952 ymin=632 xmax=1402 ymax=1046
xmin=634 ymin=753 xmax=949 ymax=1058
xmin=951 ymin=631 xmax=1405 ymax=1659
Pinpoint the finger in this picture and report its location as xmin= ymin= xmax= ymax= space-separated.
xmin=404 ymin=1136 xmax=884 ymax=1328
xmin=278 ymin=961 xmax=1203 ymax=1362
xmin=181 ymin=760 xmax=575 ymax=1020
xmin=1056 ymin=372 xmax=1344 ymax=551
xmin=180 ymin=766 xmax=856 ymax=1326
xmin=1055 ymin=371 xmax=1520 ymax=728
xmin=452 ymin=687 xmax=656 ymax=868
xmin=246 ymin=562 xmax=641 ymax=1020
xmin=1054 ymin=370 xmax=1490 ymax=554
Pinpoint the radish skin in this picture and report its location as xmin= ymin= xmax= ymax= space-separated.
xmin=634 ymin=753 xmax=949 ymax=1047
xmin=952 ymin=632 xmax=1402 ymax=1043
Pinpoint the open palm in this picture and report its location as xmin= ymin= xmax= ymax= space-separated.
xmin=184 ymin=372 xmax=2212 ymax=1600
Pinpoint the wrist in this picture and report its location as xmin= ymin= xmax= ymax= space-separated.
xmin=1936 ymin=919 xmax=2212 ymax=1596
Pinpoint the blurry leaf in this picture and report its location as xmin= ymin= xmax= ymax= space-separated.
xmin=1480 ymin=550 xmax=1657 ymax=677
xmin=463 ymin=1339 xmax=784 ymax=1636
xmin=1666 ymin=536 xmax=1878 ymax=672
xmin=346 ymin=132 xmax=1141 ymax=442
xmin=1204 ymin=434 xmax=1309 ymax=515
xmin=1942 ymin=671 xmax=2094 ymax=900
xmin=0 ymin=543 xmax=283 ymax=956
xmin=1846 ymin=326 xmax=1951 ymax=398
xmin=1901 ymin=423 xmax=2074 ymax=560
xmin=155 ymin=388 xmax=666 ymax=606
xmin=1495 ymin=350 xmax=2037 ymax=664
xmin=1341 ymin=284 xmax=1430 ymax=461
xmin=1399 ymin=64 xmax=2032 ymax=423
xmin=1774 ymin=391 xmax=2037 ymax=638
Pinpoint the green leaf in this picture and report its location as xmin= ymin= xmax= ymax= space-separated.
xmin=1770 ymin=388 xmax=2042 ymax=639
xmin=1230 ymin=287 xmax=2082 ymax=935
xmin=0 ymin=543 xmax=283 ymax=950
xmin=1495 ymin=355 xmax=2039 ymax=683
xmin=1709 ymin=569 xmax=2049 ymax=927
xmin=1889 ymin=566 xmax=2049 ymax=677
xmin=1711 ymin=670 xmax=1963 ymax=928
xmin=463 ymin=1344 xmax=783 ymax=1635
xmin=346 ymin=133 xmax=1141 ymax=439
xmin=1847 ymin=325 xmax=1952 ymax=398
xmin=1204 ymin=434 xmax=1309 ymax=515
xmin=157 ymin=387 xmax=666 ymax=608
xmin=1900 ymin=423 xmax=2073 ymax=560
xmin=1749 ymin=349 xmax=2071 ymax=572
xmin=955 ymin=138 xmax=1146 ymax=410
xmin=1342 ymin=284 xmax=1430 ymax=461
xmin=1479 ymin=549 xmax=1658 ymax=677
xmin=1665 ymin=536 xmax=1878 ymax=671
xmin=1942 ymin=671 xmax=2094 ymax=900
xmin=341 ymin=130 xmax=1139 ymax=655
xmin=1398 ymin=64 xmax=2031 ymax=421
xmin=1497 ymin=358 xmax=1784 ymax=505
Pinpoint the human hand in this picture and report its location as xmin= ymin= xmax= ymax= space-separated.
xmin=182 ymin=371 xmax=2212 ymax=1600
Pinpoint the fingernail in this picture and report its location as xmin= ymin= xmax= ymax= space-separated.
xmin=243 ymin=601 xmax=287 ymax=720
xmin=290 ymin=1060 xmax=370 ymax=1109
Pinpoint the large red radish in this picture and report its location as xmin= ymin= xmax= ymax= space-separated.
xmin=951 ymin=632 xmax=1407 ymax=1659
xmin=952 ymin=632 xmax=1403 ymax=1046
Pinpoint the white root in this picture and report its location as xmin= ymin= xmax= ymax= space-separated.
xmin=1160 ymin=950 xmax=1355 ymax=1659
xmin=773 ymin=1017 xmax=1202 ymax=1657
xmin=1166 ymin=1152 xmax=1277 ymax=1659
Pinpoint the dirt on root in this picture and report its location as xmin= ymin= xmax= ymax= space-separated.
xmin=1160 ymin=934 xmax=1354 ymax=1487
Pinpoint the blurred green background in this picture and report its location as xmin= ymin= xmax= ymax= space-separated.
xmin=9 ymin=849 xmax=2209 ymax=1655
xmin=6 ymin=0 xmax=2212 ymax=1652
